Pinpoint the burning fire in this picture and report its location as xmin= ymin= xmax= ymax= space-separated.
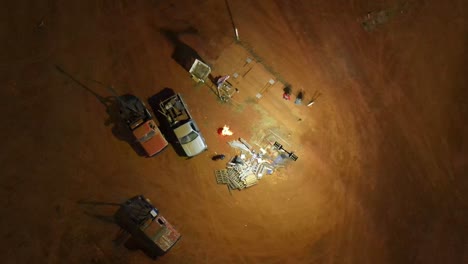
xmin=220 ymin=125 xmax=233 ymax=136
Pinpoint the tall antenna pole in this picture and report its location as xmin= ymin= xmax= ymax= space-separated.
xmin=225 ymin=0 xmax=239 ymax=41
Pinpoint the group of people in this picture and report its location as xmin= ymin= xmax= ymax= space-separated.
xmin=283 ymin=86 xmax=319 ymax=107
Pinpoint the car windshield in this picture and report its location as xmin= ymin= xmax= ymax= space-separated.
xmin=179 ymin=131 xmax=199 ymax=144
xmin=138 ymin=130 xmax=156 ymax=143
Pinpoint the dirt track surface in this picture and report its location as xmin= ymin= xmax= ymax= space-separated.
xmin=1 ymin=1 xmax=467 ymax=263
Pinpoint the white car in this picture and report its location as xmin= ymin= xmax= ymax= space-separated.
xmin=173 ymin=120 xmax=208 ymax=157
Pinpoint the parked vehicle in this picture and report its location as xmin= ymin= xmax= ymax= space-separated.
xmin=159 ymin=93 xmax=208 ymax=157
xmin=118 ymin=94 xmax=168 ymax=157
xmin=114 ymin=195 xmax=181 ymax=258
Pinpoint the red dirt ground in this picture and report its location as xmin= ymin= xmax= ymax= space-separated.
xmin=0 ymin=1 xmax=467 ymax=263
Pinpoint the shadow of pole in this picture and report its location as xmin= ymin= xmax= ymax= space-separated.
xmin=77 ymin=199 xmax=122 ymax=225
xmin=55 ymin=65 xmax=112 ymax=106
xmin=84 ymin=211 xmax=117 ymax=224
xmin=77 ymin=200 xmax=122 ymax=206
xmin=55 ymin=66 xmax=148 ymax=156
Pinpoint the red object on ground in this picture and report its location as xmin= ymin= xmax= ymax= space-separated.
xmin=283 ymin=92 xmax=291 ymax=100
xmin=218 ymin=125 xmax=233 ymax=136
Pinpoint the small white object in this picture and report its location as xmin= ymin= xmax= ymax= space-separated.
xmin=235 ymin=28 xmax=240 ymax=40
xmin=189 ymin=59 xmax=211 ymax=80
xmin=150 ymin=209 xmax=158 ymax=217
xmin=269 ymin=79 xmax=275 ymax=85
xmin=246 ymin=58 xmax=252 ymax=64
xmin=256 ymin=93 xmax=262 ymax=99
xmin=233 ymin=72 xmax=239 ymax=78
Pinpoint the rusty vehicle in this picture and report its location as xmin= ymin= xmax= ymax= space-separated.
xmin=114 ymin=195 xmax=181 ymax=258
xmin=117 ymin=94 xmax=168 ymax=156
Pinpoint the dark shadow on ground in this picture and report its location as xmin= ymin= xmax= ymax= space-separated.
xmin=55 ymin=72 xmax=147 ymax=157
xmin=77 ymin=200 xmax=122 ymax=206
xmin=78 ymin=198 xmax=164 ymax=260
xmin=160 ymin=27 xmax=206 ymax=72
xmin=102 ymin=96 xmax=148 ymax=157
xmin=114 ymin=231 xmax=163 ymax=260
xmin=147 ymin=88 xmax=188 ymax=157
xmin=77 ymin=199 xmax=122 ymax=225
xmin=84 ymin=211 xmax=116 ymax=224
xmin=124 ymin=236 xmax=163 ymax=260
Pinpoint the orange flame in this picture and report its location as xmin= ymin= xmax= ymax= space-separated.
xmin=221 ymin=125 xmax=233 ymax=136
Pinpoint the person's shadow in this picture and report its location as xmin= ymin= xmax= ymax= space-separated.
xmin=55 ymin=66 xmax=147 ymax=156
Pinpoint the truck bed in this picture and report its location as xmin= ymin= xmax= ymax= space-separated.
xmin=160 ymin=94 xmax=191 ymax=125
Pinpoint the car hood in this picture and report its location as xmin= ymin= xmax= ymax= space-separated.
xmin=133 ymin=120 xmax=168 ymax=156
xmin=181 ymin=135 xmax=207 ymax=157
xmin=174 ymin=123 xmax=207 ymax=157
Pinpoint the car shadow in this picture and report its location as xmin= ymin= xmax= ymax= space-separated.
xmin=77 ymin=75 xmax=150 ymax=157
xmin=103 ymin=96 xmax=148 ymax=157
xmin=147 ymin=88 xmax=188 ymax=158
xmin=77 ymin=199 xmax=121 ymax=225
xmin=123 ymin=236 xmax=165 ymax=259
xmin=77 ymin=198 xmax=165 ymax=260
xmin=55 ymin=66 xmax=147 ymax=156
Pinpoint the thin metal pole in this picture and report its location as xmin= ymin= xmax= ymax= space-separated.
xmin=225 ymin=0 xmax=239 ymax=41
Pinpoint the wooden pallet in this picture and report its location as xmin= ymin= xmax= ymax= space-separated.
xmin=243 ymin=174 xmax=258 ymax=188
xmin=214 ymin=169 xmax=229 ymax=184
xmin=216 ymin=167 xmax=257 ymax=191
xmin=227 ymin=168 xmax=245 ymax=190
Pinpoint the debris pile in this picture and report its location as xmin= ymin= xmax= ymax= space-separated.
xmin=214 ymin=138 xmax=278 ymax=191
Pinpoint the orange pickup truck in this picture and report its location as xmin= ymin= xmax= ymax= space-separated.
xmin=118 ymin=94 xmax=168 ymax=157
